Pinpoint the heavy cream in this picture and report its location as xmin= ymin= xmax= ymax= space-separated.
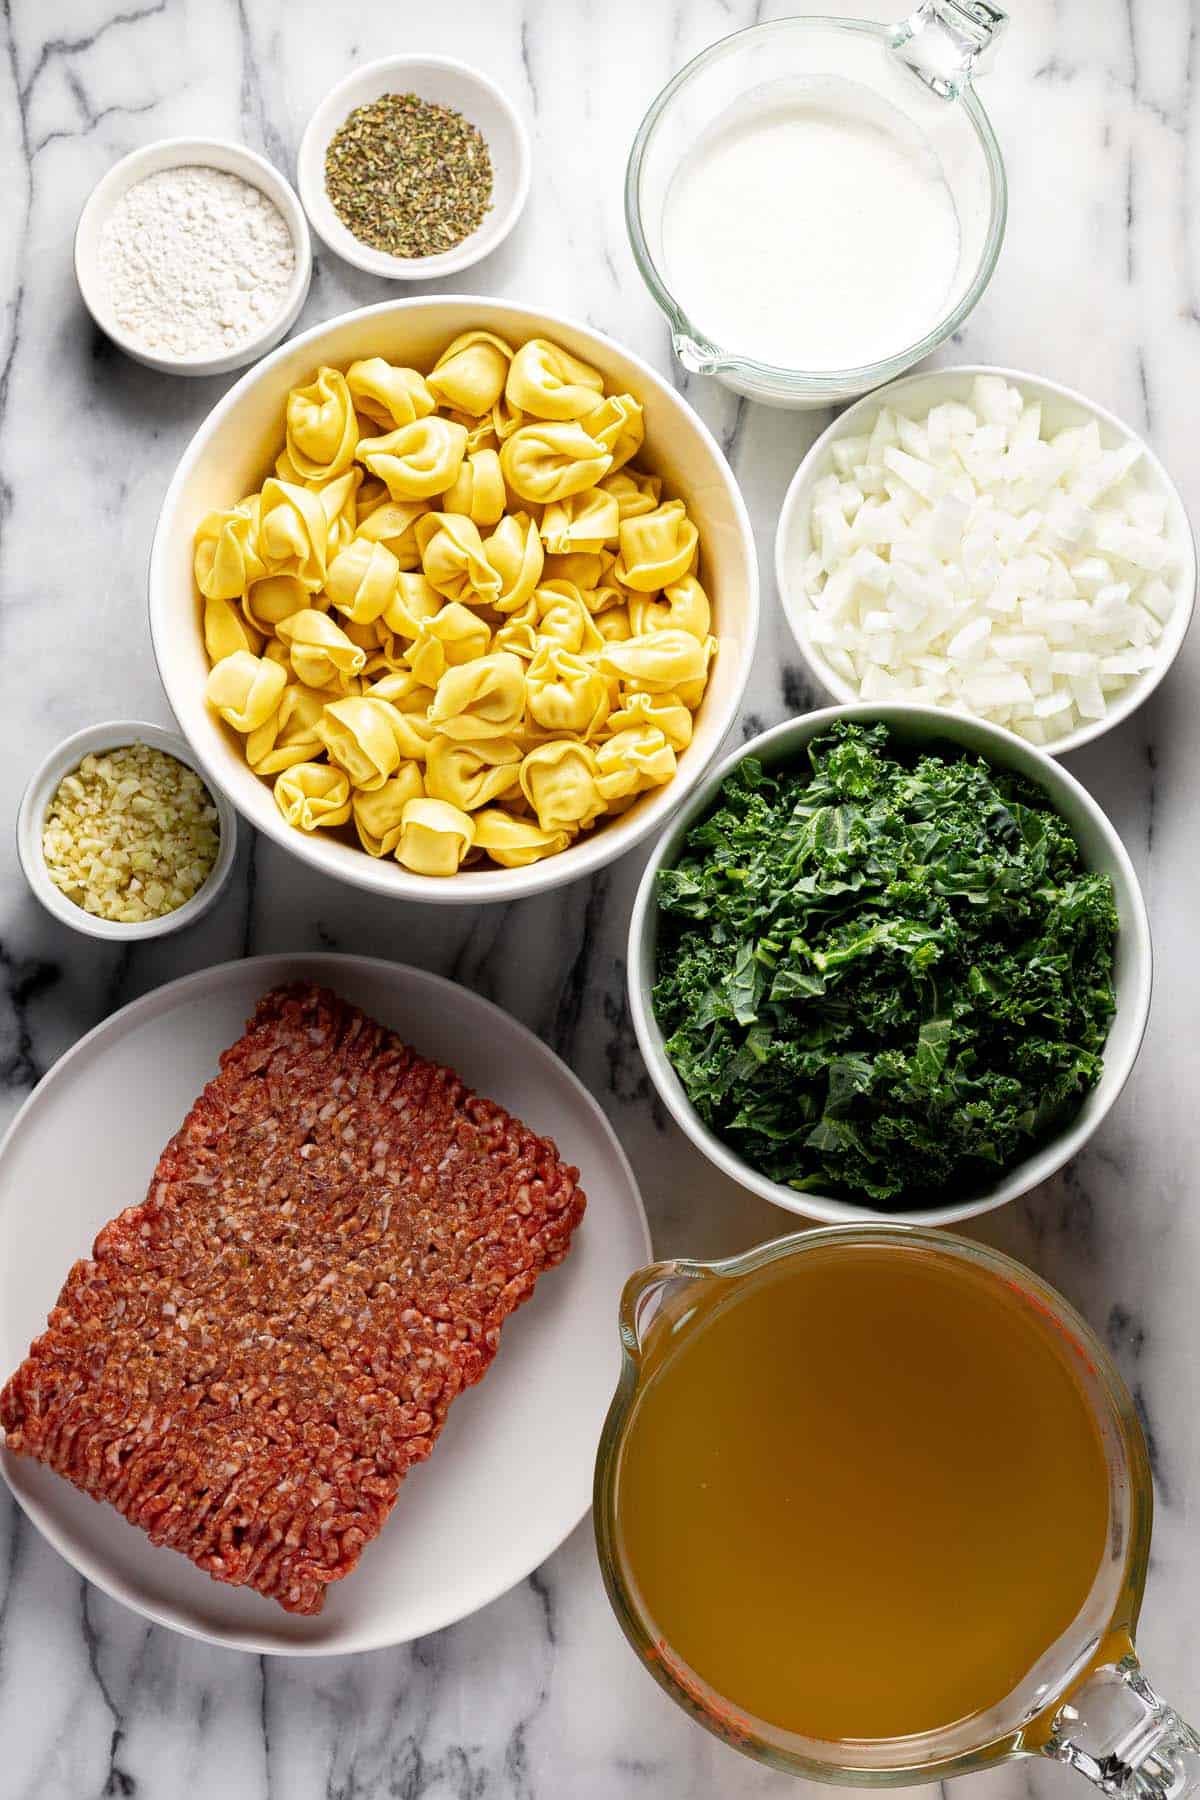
xmin=661 ymin=82 xmax=960 ymax=373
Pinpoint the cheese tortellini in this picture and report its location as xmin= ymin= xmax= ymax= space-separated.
xmin=195 ymin=329 xmax=717 ymax=874
xmin=285 ymin=367 xmax=358 ymax=481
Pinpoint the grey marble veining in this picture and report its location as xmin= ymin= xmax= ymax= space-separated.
xmin=1 ymin=1 xmax=1199 ymax=1795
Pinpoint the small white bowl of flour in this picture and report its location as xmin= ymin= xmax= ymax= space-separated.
xmin=75 ymin=138 xmax=312 ymax=376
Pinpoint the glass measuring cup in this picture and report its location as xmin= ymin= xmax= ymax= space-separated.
xmin=626 ymin=4 xmax=1008 ymax=408
xmin=595 ymin=1226 xmax=1200 ymax=1793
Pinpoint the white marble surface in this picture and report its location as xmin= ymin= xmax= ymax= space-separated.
xmin=1 ymin=1 xmax=1198 ymax=1795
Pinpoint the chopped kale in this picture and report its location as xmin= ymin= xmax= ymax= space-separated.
xmin=652 ymin=722 xmax=1119 ymax=1208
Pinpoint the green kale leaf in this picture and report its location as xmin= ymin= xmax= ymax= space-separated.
xmin=651 ymin=722 xmax=1119 ymax=1208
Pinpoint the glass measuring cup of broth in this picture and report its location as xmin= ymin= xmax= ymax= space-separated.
xmin=595 ymin=1226 xmax=1200 ymax=1792
xmin=626 ymin=4 xmax=1008 ymax=407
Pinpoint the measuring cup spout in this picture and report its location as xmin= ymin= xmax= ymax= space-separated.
xmin=671 ymin=331 xmax=725 ymax=377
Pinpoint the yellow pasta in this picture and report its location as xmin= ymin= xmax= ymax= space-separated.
xmin=500 ymin=420 xmax=612 ymax=505
xmin=595 ymin=725 xmax=677 ymax=800
xmin=406 ymin=601 xmax=491 ymax=687
xmin=257 ymin=479 xmax=329 ymax=590
xmin=607 ymin=688 xmax=694 ymax=750
xmin=380 ymin=571 xmax=443 ymax=642
xmin=394 ymin=797 xmax=475 ymax=875
xmin=325 ymin=536 xmax=400 ymax=624
xmin=426 ymin=736 xmax=523 ymax=810
xmin=519 ymin=741 xmax=605 ymax=833
xmin=543 ymin=548 xmax=616 ymax=591
xmin=598 ymin=628 xmax=711 ymax=693
xmin=346 ymin=358 xmax=434 ymax=429
xmin=630 ymin=573 xmax=711 ymax=639
xmin=440 ymin=447 xmax=506 ymax=528
xmin=581 ymin=394 xmax=644 ymax=472
xmin=539 ymin=486 xmax=620 ymax=556
xmin=204 ymin=594 xmax=261 ymax=663
xmin=275 ymin=609 xmax=366 ymax=689
xmin=484 ymin=512 xmax=544 ymax=613
xmin=472 ymin=808 xmax=572 ymax=868
xmin=194 ymin=330 xmax=717 ymax=872
xmin=594 ymin=604 xmax=633 ymax=644
xmin=415 ymin=513 xmax=503 ymax=608
xmin=357 ymin=417 xmax=468 ymax=500
xmin=494 ymin=582 xmax=604 ymax=661
xmin=205 ymin=650 xmax=287 ymax=733
xmin=427 ymin=330 xmax=514 ymax=415
xmin=325 ymin=476 xmax=365 ymax=567
xmin=429 ymin=651 xmax=526 ymax=741
xmin=526 ymin=643 xmax=610 ymax=738
xmin=506 ymin=339 xmax=605 ymax=420
xmin=194 ymin=499 xmax=265 ymax=600
xmin=244 ymin=573 xmax=311 ymax=633
xmin=614 ymin=499 xmax=699 ymax=592
xmin=446 ymin=409 xmax=500 ymax=454
xmin=274 ymin=762 xmax=352 ymax=831
xmin=352 ymin=763 xmax=426 ymax=856
xmin=285 ymin=366 xmax=359 ymax=481
xmin=245 ymin=684 xmax=327 ymax=776
xmin=316 ymin=696 xmax=407 ymax=791
xmin=355 ymin=498 xmax=428 ymax=568
xmin=601 ymin=467 xmax=663 ymax=520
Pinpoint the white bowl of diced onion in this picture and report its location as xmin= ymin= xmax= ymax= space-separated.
xmin=775 ymin=367 xmax=1196 ymax=754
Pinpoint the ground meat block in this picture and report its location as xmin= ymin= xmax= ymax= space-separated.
xmin=0 ymin=983 xmax=586 ymax=1614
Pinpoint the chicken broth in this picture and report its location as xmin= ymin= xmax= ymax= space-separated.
xmin=611 ymin=1243 xmax=1110 ymax=1743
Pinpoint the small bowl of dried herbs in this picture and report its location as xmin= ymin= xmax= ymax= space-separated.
xmin=297 ymin=55 xmax=531 ymax=279
xmin=628 ymin=705 xmax=1153 ymax=1228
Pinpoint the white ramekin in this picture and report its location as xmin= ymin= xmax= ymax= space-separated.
xmin=74 ymin=138 xmax=312 ymax=377
xmin=148 ymin=296 xmax=759 ymax=905
xmin=629 ymin=703 xmax=1152 ymax=1228
xmin=775 ymin=367 xmax=1196 ymax=755
xmin=297 ymin=57 xmax=531 ymax=280
xmin=17 ymin=720 xmax=238 ymax=941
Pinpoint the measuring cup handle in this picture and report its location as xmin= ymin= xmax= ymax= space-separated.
xmin=1043 ymin=1652 xmax=1200 ymax=1798
xmin=618 ymin=1259 xmax=710 ymax=1359
xmin=889 ymin=1 xmax=1009 ymax=100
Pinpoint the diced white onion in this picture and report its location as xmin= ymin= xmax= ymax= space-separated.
xmin=796 ymin=385 xmax=1177 ymax=743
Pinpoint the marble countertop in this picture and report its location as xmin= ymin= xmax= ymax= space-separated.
xmin=2 ymin=0 xmax=1199 ymax=1795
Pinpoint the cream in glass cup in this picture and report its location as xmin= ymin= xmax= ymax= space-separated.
xmin=626 ymin=4 xmax=1008 ymax=408
xmin=594 ymin=1226 xmax=1200 ymax=1794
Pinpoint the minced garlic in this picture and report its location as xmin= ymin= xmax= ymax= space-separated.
xmin=42 ymin=743 xmax=220 ymax=923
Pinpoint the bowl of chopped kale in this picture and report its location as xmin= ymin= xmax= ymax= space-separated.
xmin=630 ymin=707 xmax=1151 ymax=1223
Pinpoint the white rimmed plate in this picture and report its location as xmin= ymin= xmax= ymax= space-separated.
xmin=0 ymin=954 xmax=649 ymax=1655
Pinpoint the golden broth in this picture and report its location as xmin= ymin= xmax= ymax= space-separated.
xmin=612 ymin=1243 xmax=1110 ymax=1743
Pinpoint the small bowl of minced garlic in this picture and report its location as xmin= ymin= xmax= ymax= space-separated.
xmin=74 ymin=138 xmax=312 ymax=376
xmin=17 ymin=722 xmax=238 ymax=941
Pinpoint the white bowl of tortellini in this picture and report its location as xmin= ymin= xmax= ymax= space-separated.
xmin=149 ymin=299 xmax=759 ymax=899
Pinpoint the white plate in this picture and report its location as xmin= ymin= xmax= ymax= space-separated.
xmin=0 ymin=954 xmax=649 ymax=1656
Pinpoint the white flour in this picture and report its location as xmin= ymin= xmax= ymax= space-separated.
xmin=99 ymin=164 xmax=295 ymax=358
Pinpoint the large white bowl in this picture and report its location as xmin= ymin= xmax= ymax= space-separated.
xmin=150 ymin=298 xmax=759 ymax=904
xmin=775 ymin=367 xmax=1196 ymax=754
xmin=628 ymin=704 xmax=1153 ymax=1228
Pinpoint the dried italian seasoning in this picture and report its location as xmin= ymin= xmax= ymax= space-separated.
xmin=325 ymin=91 xmax=494 ymax=258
